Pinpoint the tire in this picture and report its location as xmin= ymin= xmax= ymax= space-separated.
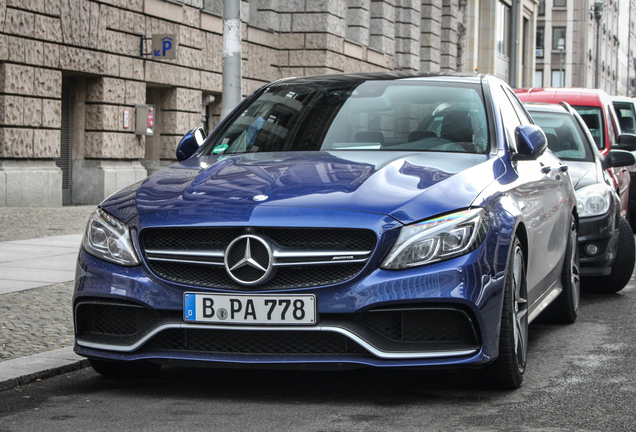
xmin=485 ymin=236 xmax=528 ymax=390
xmin=582 ymin=216 xmax=635 ymax=294
xmin=542 ymin=219 xmax=580 ymax=324
xmin=89 ymin=358 xmax=162 ymax=378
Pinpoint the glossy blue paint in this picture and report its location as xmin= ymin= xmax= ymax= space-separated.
xmin=74 ymin=73 xmax=578 ymax=372
xmin=513 ymin=125 xmax=548 ymax=161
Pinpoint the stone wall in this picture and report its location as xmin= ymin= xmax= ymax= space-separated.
xmin=0 ymin=0 xmax=526 ymax=206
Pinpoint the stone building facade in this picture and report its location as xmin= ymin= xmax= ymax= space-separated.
xmin=0 ymin=0 xmax=539 ymax=207
xmin=535 ymin=0 xmax=636 ymax=95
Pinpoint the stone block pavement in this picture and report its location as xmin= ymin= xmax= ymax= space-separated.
xmin=0 ymin=206 xmax=95 ymax=391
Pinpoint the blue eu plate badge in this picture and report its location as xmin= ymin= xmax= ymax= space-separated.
xmin=184 ymin=293 xmax=196 ymax=321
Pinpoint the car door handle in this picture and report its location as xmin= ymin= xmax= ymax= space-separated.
xmin=541 ymin=166 xmax=551 ymax=174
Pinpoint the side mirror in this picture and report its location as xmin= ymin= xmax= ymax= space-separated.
xmin=602 ymin=149 xmax=636 ymax=169
xmin=615 ymin=133 xmax=636 ymax=152
xmin=512 ymin=125 xmax=547 ymax=161
xmin=176 ymin=127 xmax=206 ymax=161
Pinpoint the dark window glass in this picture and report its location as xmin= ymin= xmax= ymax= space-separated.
xmin=538 ymin=0 xmax=545 ymax=15
xmin=612 ymin=102 xmax=636 ymax=134
xmin=573 ymin=106 xmax=604 ymax=150
xmin=529 ymin=111 xmax=594 ymax=162
xmin=201 ymin=80 xmax=491 ymax=156
xmin=552 ymin=27 xmax=566 ymax=50
xmin=497 ymin=1 xmax=511 ymax=57
xmin=553 ymin=0 xmax=566 ymax=7
xmin=536 ymin=27 xmax=544 ymax=57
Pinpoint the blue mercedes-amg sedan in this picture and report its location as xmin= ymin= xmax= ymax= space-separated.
xmin=73 ymin=73 xmax=578 ymax=389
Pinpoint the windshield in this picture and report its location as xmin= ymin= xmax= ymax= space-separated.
xmin=529 ymin=111 xmax=594 ymax=162
xmin=201 ymin=80 xmax=490 ymax=156
xmin=572 ymin=106 xmax=604 ymax=151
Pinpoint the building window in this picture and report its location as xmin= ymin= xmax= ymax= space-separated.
xmin=552 ymin=69 xmax=565 ymax=87
xmin=552 ymin=27 xmax=566 ymax=50
xmin=538 ymin=0 xmax=545 ymax=15
xmin=497 ymin=1 xmax=511 ymax=57
xmin=535 ymin=70 xmax=543 ymax=87
xmin=554 ymin=0 xmax=566 ymax=7
xmin=536 ymin=27 xmax=544 ymax=58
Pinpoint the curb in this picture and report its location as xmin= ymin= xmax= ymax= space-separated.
xmin=0 ymin=347 xmax=89 ymax=392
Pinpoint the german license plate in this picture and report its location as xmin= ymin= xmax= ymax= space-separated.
xmin=183 ymin=293 xmax=316 ymax=325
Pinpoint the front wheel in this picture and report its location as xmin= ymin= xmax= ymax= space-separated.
xmin=485 ymin=236 xmax=528 ymax=390
xmin=582 ymin=216 xmax=635 ymax=294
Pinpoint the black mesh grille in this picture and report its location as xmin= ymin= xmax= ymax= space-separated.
xmin=75 ymin=302 xmax=160 ymax=338
xmin=143 ymin=227 xmax=244 ymax=251
xmin=262 ymin=228 xmax=375 ymax=250
xmin=142 ymin=329 xmax=369 ymax=356
xmin=140 ymin=227 xmax=376 ymax=290
xmin=149 ymin=261 xmax=366 ymax=290
xmin=357 ymin=308 xmax=478 ymax=344
xmin=142 ymin=227 xmax=375 ymax=251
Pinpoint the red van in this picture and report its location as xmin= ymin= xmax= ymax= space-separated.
xmin=515 ymin=88 xmax=636 ymax=220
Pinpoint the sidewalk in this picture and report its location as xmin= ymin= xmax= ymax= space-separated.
xmin=0 ymin=206 xmax=95 ymax=391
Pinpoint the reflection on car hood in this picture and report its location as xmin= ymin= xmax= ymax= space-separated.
xmin=566 ymin=160 xmax=598 ymax=190
xmin=101 ymin=151 xmax=497 ymax=225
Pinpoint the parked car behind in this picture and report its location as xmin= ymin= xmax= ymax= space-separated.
xmin=526 ymin=102 xmax=636 ymax=294
xmin=612 ymin=96 xmax=636 ymax=226
xmin=74 ymin=73 xmax=579 ymax=389
xmin=515 ymin=88 xmax=635 ymax=222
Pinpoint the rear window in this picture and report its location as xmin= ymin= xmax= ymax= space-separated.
xmin=201 ymin=80 xmax=490 ymax=156
xmin=572 ymin=106 xmax=604 ymax=150
xmin=530 ymin=111 xmax=594 ymax=162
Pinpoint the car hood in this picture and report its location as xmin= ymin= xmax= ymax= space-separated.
xmin=566 ymin=160 xmax=599 ymax=190
xmin=101 ymin=151 xmax=498 ymax=226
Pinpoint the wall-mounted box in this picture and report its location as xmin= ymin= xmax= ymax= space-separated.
xmin=135 ymin=105 xmax=155 ymax=136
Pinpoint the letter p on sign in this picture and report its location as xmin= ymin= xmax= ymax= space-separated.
xmin=152 ymin=34 xmax=177 ymax=59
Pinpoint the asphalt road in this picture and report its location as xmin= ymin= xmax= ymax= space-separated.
xmin=1 ymin=285 xmax=635 ymax=432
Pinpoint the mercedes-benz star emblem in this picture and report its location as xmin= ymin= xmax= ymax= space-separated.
xmin=224 ymin=235 xmax=274 ymax=286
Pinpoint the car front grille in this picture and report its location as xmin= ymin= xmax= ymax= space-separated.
xmin=357 ymin=307 xmax=478 ymax=344
xmin=75 ymin=300 xmax=165 ymax=345
xmin=139 ymin=227 xmax=377 ymax=290
xmin=142 ymin=329 xmax=369 ymax=356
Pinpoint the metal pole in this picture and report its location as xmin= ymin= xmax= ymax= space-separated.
xmin=560 ymin=49 xmax=564 ymax=86
xmin=510 ymin=0 xmax=518 ymax=86
xmin=628 ymin=0 xmax=633 ymax=95
xmin=580 ymin=1 xmax=586 ymax=86
xmin=615 ymin=0 xmax=620 ymax=95
xmin=221 ymin=0 xmax=242 ymax=120
xmin=595 ymin=1 xmax=604 ymax=89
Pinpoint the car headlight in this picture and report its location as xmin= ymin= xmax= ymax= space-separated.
xmin=381 ymin=208 xmax=489 ymax=270
xmin=576 ymin=184 xmax=612 ymax=218
xmin=83 ymin=208 xmax=140 ymax=266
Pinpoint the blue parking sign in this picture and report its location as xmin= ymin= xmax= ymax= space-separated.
xmin=152 ymin=34 xmax=177 ymax=59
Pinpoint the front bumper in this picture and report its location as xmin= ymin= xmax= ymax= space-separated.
xmin=73 ymin=238 xmax=507 ymax=369
xmin=577 ymin=211 xmax=619 ymax=277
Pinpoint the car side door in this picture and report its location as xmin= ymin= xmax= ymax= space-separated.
xmin=493 ymin=82 xmax=571 ymax=306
